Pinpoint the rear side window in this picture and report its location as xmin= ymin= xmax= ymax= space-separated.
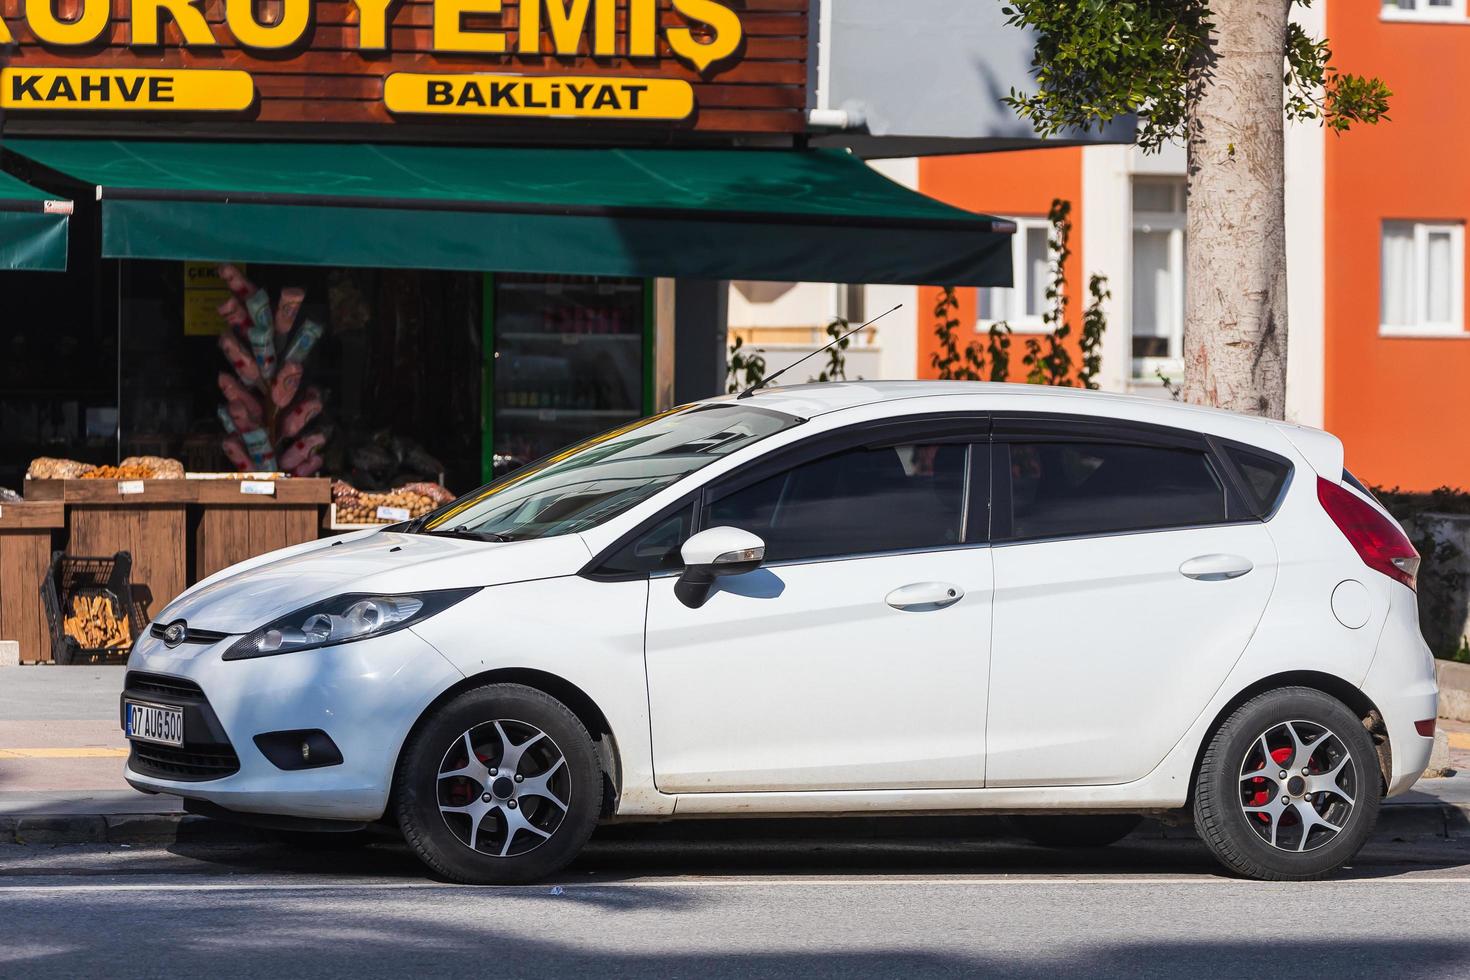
xmin=1002 ymin=441 xmax=1227 ymax=541
xmin=705 ymin=442 xmax=969 ymax=563
xmin=1225 ymin=446 xmax=1293 ymax=516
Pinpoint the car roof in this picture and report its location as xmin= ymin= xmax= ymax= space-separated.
xmin=701 ymin=381 xmax=1343 ymax=477
xmin=704 ymin=380 xmax=1257 ymax=425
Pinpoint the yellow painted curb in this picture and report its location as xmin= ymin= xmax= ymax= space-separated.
xmin=0 ymin=747 xmax=129 ymax=759
xmin=1447 ymin=731 xmax=1470 ymax=751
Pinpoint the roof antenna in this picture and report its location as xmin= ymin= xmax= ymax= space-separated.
xmin=737 ymin=304 xmax=902 ymax=400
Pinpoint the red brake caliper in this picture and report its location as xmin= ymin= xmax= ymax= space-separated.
xmin=1249 ymin=746 xmax=1294 ymax=823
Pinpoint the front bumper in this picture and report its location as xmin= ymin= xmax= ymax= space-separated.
xmin=123 ymin=626 xmax=464 ymax=822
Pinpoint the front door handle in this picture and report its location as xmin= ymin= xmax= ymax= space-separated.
xmin=1179 ymin=554 xmax=1253 ymax=581
xmin=886 ymin=582 xmax=964 ymax=611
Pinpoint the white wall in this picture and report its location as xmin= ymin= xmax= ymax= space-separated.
xmin=725 ymin=157 xmax=922 ymax=384
xmin=1283 ymin=0 xmax=1327 ymax=428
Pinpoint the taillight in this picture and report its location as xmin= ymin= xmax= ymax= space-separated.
xmin=1317 ymin=477 xmax=1420 ymax=591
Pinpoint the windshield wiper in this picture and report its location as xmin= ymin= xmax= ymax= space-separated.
xmin=424 ymin=525 xmax=515 ymax=542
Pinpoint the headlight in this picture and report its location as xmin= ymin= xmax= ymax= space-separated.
xmin=224 ymin=589 xmax=478 ymax=661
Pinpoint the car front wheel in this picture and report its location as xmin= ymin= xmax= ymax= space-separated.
xmin=394 ymin=683 xmax=603 ymax=885
xmin=1193 ymin=686 xmax=1380 ymax=881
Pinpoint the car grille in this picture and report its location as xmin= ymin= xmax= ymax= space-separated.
xmin=129 ymin=742 xmax=241 ymax=781
xmin=122 ymin=671 xmax=241 ymax=782
xmin=126 ymin=672 xmax=205 ymax=701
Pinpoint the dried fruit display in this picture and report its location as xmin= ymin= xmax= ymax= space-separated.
xmin=63 ymin=593 xmax=133 ymax=650
xmin=214 ymin=265 xmax=329 ymax=476
xmin=26 ymin=457 xmax=97 ymax=480
xmin=332 ymin=480 xmax=451 ymax=525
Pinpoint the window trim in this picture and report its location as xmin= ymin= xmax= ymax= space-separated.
xmin=1379 ymin=219 xmax=1466 ymax=337
xmin=1381 ymin=0 xmax=1467 ymax=24
xmin=978 ymin=216 xmax=1055 ymax=332
xmin=989 ymin=414 xmax=1256 ymax=545
xmin=580 ymin=412 xmax=993 ymax=577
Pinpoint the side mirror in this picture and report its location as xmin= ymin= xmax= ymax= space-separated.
xmin=674 ymin=526 xmax=766 ymax=609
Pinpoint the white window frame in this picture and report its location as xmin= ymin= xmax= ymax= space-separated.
xmin=1381 ymin=0 xmax=1467 ymax=24
xmin=977 ymin=216 xmax=1056 ymax=333
xmin=1130 ymin=180 xmax=1187 ymax=382
xmin=1379 ymin=220 xmax=1466 ymax=337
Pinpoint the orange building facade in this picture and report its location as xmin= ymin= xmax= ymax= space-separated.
xmin=908 ymin=1 xmax=1469 ymax=492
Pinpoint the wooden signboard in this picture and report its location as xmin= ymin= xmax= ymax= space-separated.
xmin=0 ymin=0 xmax=809 ymax=135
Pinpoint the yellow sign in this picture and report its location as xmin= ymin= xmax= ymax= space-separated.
xmin=0 ymin=1 xmax=743 ymax=73
xmin=183 ymin=262 xmax=242 ymax=337
xmin=0 ymin=68 xmax=254 ymax=112
xmin=384 ymin=73 xmax=695 ymax=120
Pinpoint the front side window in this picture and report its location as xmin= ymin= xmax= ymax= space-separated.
xmin=1002 ymin=440 xmax=1227 ymax=541
xmin=417 ymin=403 xmax=800 ymax=541
xmin=706 ymin=442 xmax=970 ymax=563
xmin=1380 ymin=220 xmax=1465 ymax=335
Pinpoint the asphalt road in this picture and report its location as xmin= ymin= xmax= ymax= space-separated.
xmin=3 ymin=829 xmax=1469 ymax=979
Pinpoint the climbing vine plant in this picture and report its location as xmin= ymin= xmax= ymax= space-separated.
xmin=934 ymin=197 xmax=1106 ymax=388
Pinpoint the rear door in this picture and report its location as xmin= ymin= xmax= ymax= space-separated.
xmin=985 ymin=416 xmax=1278 ymax=787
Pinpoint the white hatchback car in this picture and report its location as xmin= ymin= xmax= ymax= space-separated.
xmin=123 ymin=383 xmax=1438 ymax=883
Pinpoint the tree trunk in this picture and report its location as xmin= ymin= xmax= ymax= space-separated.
xmin=1181 ymin=0 xmax=1290 ymax=419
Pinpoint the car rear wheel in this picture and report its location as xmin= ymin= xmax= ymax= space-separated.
xmin=394 ymin=683 xmax=603 ymax=885
xmin=1003 ymin=814 xmax=1142 ymax=848
xmin=1194 ymin=686 xmax=1380 ymax=881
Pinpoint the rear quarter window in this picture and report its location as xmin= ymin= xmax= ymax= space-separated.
xmin=1224 ymin=446 xmax=1293 ymax=517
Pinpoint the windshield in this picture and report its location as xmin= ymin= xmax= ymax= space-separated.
xmin=413 ymin=403 xmax=801 ymax=541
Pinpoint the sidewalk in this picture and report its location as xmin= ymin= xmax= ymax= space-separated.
xmin=3 ymin=663 xmax=1470 ymax=846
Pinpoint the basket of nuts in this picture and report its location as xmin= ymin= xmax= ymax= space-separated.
xmin=40 ymin=551 xmax=145 ymax=665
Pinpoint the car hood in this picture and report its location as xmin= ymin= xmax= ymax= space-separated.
xmin=154 ymin=530 xmax=594 ymax=634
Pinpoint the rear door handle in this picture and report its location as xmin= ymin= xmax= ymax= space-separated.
xmin=1179 ymin=554 xmax=1253 ymax=581
xmin=886 ymin=582 xmax=964 ymax=610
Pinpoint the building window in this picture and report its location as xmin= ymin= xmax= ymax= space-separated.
xmin=1131 ymin=179 xmax=1186 ymax=380
xmin=978 ymin=217 xmax=1053 ymax=330
xmin=1382 ymin=0 xmax=1466 ymax=23
xmin=1380 ymin=221 xmax=1465 ymax=336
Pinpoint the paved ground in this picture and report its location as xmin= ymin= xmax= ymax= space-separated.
xmin=3 ymin=664 xmax=1470 ymax=977
xmin=2 ymin=832 xmax=1469 ymax=979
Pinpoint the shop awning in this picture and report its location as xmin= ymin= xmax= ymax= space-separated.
xmin=0 ymin=169 xmax=71 ymax=272
xmin=4 ymin=140 xmax=1013 ymax=286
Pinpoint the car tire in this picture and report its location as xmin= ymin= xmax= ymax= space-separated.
xmin=1194 ymin=686 xmax=1380 ymax=881
xmin=394 ymin=683 xmax=603 ymax=885
xmin=1003 ymin=814 xmax=1142 ymax=848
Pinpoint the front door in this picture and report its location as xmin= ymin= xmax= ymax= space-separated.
xmin=984 ymin=421 xmax=1278 ymax=787
xmin=643 ymin=430 xmax=993 ymax=794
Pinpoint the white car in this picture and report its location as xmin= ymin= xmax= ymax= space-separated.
xmin=123 ymin=382 xmax=1439 ymax=883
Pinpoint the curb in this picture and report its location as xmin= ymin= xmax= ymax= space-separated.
xmin=2 ymin=803 xmax=1467 ymax=848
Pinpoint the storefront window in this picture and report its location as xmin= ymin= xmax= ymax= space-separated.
xmin=0 ymin=225 xmax=117 ymax=490
xmin=119 ymin=262 xmax=484 ymax=494
xmin=490 ymin=274 xmax=650 ymax=477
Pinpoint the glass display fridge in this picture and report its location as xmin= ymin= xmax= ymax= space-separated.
xmin=485 ymin=274 xmax=653 ymax=480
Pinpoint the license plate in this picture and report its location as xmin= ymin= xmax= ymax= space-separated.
xmin=124 ymin=701 xmax=184 ymax=747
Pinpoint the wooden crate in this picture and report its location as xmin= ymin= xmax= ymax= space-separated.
xmin=192 ymin=479 xmax=331 ymax=582
xmin=0 ymin=501 xmax=65 ymax=663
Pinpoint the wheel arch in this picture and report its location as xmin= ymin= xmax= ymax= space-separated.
xmin=1189 ymin=670 xmax=1391 ymax=796
xmin=392 ymin=667 xmax=623 ymax=820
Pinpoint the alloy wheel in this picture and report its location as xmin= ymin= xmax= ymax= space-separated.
xmin=437 ymin=719 xmax=571 ymax=858
xmin=1238 ymin=719 xmax=1358 ymax=853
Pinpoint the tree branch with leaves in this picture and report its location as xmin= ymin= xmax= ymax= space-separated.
xmin=1001 ymin=0 xmax=1389 ymax=418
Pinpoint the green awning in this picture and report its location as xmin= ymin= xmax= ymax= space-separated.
xmin=4 ymin=140 xmax=1012 ymax=286
xmin=0 ymin=169 xmax=70 ymax=272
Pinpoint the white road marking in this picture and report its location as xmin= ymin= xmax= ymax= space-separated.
xmin=2 ymin=875 xmax=1470 ymax=894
